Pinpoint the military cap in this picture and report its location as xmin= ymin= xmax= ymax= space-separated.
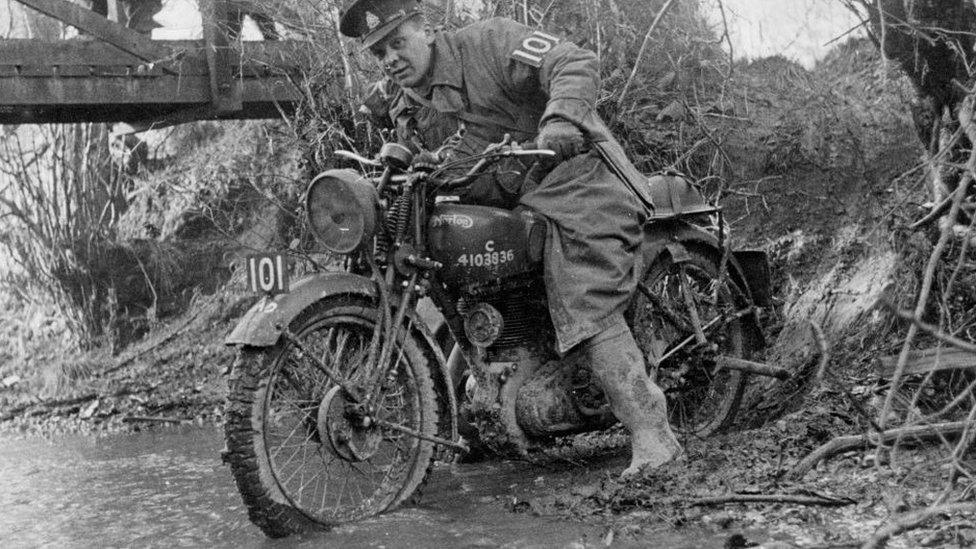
xmin=339 ymin=0 xmax=423 ymax=48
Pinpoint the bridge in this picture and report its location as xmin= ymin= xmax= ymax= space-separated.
xmin=0 ymin=0 xmax=310 ymax=128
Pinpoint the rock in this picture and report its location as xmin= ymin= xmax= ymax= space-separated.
xmin=79 ymin=399 xmax=100 ymax=419
xmin=860 ymin=450 xmax=889 ymax=468
xmin=883 ymin=492 xmax=909 ymax=514
xmin=724 ymin=533 xmax=751 ymax=549
xmin=571 ymin=482 xmax=600 ymax=499
xmin=758 ymin=542 xmax=796 ymax=549
xmin=655 ymin=71 xmax=677 ymax=90
xmin=708 ymin=511 xmax=735 ymax=528
xmin=2 ymin=374 xmax=21 ymax=387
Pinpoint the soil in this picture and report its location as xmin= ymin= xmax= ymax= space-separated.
xmin=1 ymin=40 xmax=971 ymax=547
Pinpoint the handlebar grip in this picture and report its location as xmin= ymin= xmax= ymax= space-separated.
xmin=513 ymin=141 xmax=556 ymax=158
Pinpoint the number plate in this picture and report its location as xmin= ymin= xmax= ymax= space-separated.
xmin=246 ymin=253 xmax=289 ymax=295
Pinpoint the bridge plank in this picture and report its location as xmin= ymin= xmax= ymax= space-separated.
xmin=0 ymin=39 xmax=305 ymax=75
xmin=0 ymin=39 xmax=142 ymax=66
xmin=0 ymin=74 xmax=299 ymax=105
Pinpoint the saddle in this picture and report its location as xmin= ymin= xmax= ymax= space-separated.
xmin=645 ymin=174 xmax=718 ymax=220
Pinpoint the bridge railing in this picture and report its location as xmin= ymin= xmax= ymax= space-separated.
xmin=0 ymin=0 xmax=310 ymax=127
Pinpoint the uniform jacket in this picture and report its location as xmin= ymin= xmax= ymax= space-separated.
xmin=389 ymin=17 xmax=652 ymax=352
xmin=390 ymin=17 xmax=655 ymax=212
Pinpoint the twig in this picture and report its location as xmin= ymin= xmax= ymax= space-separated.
xmin=877 ymin=299 xmax=976 ymax=355
xmin=909 ymin=195 xmax=954 ymax=229
xmin=789 ymin=421 xmax=972 ymax=479
xmin=616 ymin=0 xmax=678 ymax=110
xmin=713 ymin=0 xmax=734 ymax=88
xmin=122 ymin=416 xmax=190 ymax=425
xmin=690 ymin=493 xmax=855 ymax=507
xmin=805 ymin=320 xmax=882 ymax=433
xmin=810 ymin=321 xmax=829 ymax=388
xmin=0 ymin=393 xmax=97 ymax=422
xmin=879 ymin=95 xmax=976 ymax=430
xmin=0 ymin=387 xmax=135 ymax=422
xmin=100 ymin=307 xmax=204 ymax=376
xmin=875 ymin=0 xmax=889 ymax=74
xmin=862 ymin=502 xmax=976 ymax=549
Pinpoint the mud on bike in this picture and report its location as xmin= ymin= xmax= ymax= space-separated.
xmin=222 ymin=139 xmax=772 ymax=537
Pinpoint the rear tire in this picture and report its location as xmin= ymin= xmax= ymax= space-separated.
xmin=629 ymin=248 xmax=750 ymax=440
xmin=224 ymin=295 xmax=439 ymax=537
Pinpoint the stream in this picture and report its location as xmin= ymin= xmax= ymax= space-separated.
xmin=0 ymin=425 xmax=729 ymax=548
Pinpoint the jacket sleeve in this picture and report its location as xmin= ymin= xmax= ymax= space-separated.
xmin=475 ymin=18 xmax=600 ymax=130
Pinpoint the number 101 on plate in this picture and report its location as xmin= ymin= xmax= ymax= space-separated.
xmin=246 ymin=253 xmax=289 ymax=295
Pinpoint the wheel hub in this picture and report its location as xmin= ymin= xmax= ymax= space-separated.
xmin=318 ymin=386 xmax=381 ymax=462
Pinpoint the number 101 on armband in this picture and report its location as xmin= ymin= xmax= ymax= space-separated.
xmin=246 ymin=253 xmax=289 ymax=295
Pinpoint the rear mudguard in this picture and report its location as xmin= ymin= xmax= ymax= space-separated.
xmin=225 ymin=272 xmax=459 ymax=444
xmin=642 ymin=219 xmax=768 ymax=347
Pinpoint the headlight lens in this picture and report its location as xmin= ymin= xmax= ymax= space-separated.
xmin=304 ymin=169 xmax=379 ymax=254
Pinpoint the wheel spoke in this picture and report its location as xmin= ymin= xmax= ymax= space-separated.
xmin=631 ymin=254 xmax=750 ymax=438
xmin=220 ymin=297 xmax=442 ymax=532
xmin=638 ymin=282 xmax=693 ymax=332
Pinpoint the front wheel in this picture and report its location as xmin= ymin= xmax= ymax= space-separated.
xmin=223 ymin=296 xmax=439 ymax=537
xmin=628 ymin=247 xmax=751 ymax=440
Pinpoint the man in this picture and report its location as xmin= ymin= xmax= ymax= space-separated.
xmin=339 ymin=0 xmax=681 ymax=477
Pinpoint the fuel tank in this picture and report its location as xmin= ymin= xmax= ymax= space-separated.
xmin=427 ymin=203 xmax=546 ymax=286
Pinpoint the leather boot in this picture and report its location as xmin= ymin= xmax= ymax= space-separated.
xmin=584 ymin=316 xmax=681 ymax=477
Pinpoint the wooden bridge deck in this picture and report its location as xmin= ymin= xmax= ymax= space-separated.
xmin=0 ymin=0 xmax=309 ymax=127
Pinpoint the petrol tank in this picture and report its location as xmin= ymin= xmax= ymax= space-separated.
xmin=427 ymin=203 xmax=546 ymax=286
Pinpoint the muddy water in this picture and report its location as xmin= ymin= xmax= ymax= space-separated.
xmin=0 ymin=426 xmax=723 ymax=548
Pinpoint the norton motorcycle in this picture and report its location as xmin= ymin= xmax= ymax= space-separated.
xmin=222 ymin=138 xmax=771 ymax=537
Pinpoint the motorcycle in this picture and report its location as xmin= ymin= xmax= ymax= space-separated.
xmin=222 ymin=138 xmax=772 ymax=537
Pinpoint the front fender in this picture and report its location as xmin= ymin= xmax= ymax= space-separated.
xmin=643 ymin=220 xmax=766 ymax=306
xmin=225 ymin=272 xmax=377 ymax=347
xmin=224 ymin=271 xmax=460 ymax=444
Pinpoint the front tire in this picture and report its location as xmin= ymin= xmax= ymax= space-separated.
xmin=224 ymin=296 xmax=439 ymax=537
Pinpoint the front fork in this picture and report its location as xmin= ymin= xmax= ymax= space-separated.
xmin=277 ymin=261 xmax=465 ymax=452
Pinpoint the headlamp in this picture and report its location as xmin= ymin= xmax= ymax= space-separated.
xmin=304 ymin=169 xmax=380 ymax=254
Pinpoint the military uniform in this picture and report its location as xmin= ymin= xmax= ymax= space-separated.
xmin=388 ymin=17 xmax=654 ymax=353
xmin=341 ymin=1 xmax=681 ymax=475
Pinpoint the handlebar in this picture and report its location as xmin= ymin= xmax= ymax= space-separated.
xmin=332 ymin=141 xmax=556 ymax=191
xmin=436 ymin=142 xmax=554 ymax=190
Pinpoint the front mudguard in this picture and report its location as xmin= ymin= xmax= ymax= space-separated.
xmin=642 ymin=219 xmax=769 ymax=347
xmin=224 ymin=272 xmax=459 ymax=445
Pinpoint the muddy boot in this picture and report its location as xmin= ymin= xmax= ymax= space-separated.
xmin=584 ymin=316 xmax=681 ymax=478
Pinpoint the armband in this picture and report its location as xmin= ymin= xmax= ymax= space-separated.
xmin=510 ymin=30 xmax=561 ymax=68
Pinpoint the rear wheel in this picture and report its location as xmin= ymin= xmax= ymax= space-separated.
xmin=629 ymin=248 xmax=750 ymax=440
xmin=224 ymin=296 xmax=438 ymax=537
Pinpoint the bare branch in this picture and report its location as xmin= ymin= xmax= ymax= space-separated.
xmin=862 ymin=502 xmax=976 ymax=549
xmin=616 ymin=0 xmax=678 ymax=111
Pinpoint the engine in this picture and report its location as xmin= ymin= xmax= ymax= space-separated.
xmin=457 ymin=279 xmax=550 ymax=353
